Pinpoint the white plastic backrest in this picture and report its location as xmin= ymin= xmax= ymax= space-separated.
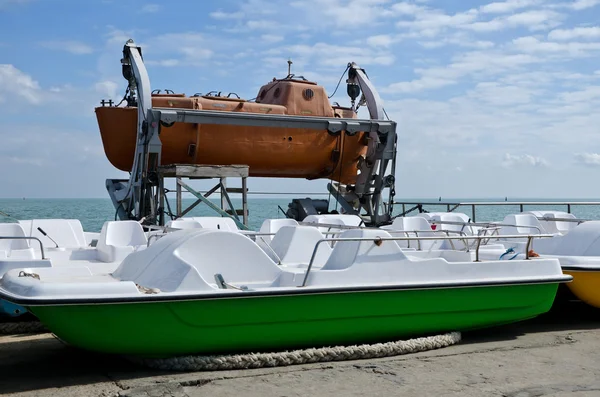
xmin=269 ymin=226 xmax=332 ymax=266
xmin=389 ymin=216 xmax=441 ymax=250
xmin=524 ymin=211 xmax=557 ymax=234
xmin=0 ymin=223 xmax=30 ymax=251
xmin=19 ymin=219 xmax=86 ymax=248
xmin=529 ymin=211 xmax=577 ymax=234
xmin=102 ymin=221 xmax=148 ymax=247
xmin=115 ymin=229 xmax=281 ymax=292
xmin=303 ymin=214 xmax=363 ymax=227
xmin=166 ymin=220 xmax=203 ymax=230
xmin=499 ymin=214 xmax=545 ymax=235
xmin=188 ymin=217 xmax=239 ymax=231
xmin=431 ymin=213 xmax=471 ymax=233
xmin=96 ymin=221 xmax=148 ymax=263
xmin=258 ymin=218 xmax=299 ymax=244
xmin=321 ymin=229 xmax=407 ymax=270
xmin=415 ymin=212 xmax=447 ymax=221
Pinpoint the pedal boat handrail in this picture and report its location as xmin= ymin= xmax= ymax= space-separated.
xmin=0 ymin=236 xmax=46 ymax=259
xmin=300 ymin=233 xmax=555 ymax=287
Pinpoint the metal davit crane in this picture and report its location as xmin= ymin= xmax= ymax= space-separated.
xmin=101 ymin=39 xmax=397 ymax=227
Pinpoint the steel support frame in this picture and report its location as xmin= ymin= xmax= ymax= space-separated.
xmin=147 ymin=108 xmax=397 ymax=226
xmin=107 ymin=39 xmax=397 ymax=228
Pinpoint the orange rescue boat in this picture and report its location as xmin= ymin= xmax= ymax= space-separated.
xmin=96 ymin=77 xmax=368 ymax=184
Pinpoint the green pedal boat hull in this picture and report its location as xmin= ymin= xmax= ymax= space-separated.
xmin=29 ymin=283 xmax=559 ymax=358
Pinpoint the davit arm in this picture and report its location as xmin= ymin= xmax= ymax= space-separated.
xmin=329 ymin=63 xmax=396 ymax=225
xmin=107 ymin=39 xmax=161 ymax=223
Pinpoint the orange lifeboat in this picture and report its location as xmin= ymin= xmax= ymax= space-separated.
xmin=95 ymin=78 xmax=368 ymax=184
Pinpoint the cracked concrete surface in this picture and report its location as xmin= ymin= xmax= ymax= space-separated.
xmin=1 ymin=297 xmax=599 ymax=397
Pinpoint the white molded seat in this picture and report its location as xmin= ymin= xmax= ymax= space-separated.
xmin=430 ymin=213 xmax=472 ymax=233
xmin=19 ymin=219 xmax=87 ymax=249
xmin=525 ymin=211 xmax=576 ymax=235
xmin=187 ymin=217 xmax=239 ymax=231
xmin=113 ymin=229 xmax=282 ymax=292
xmin=97 ymin=221 xmax=148 ymax=263
xmin=258 ymin=218 xmax=299 ymax=245
xmin=389 ymin=216 xmax=443 ymax=250
xmin=255 ymin=219 xmax=299 ymax=258
xmin=303 ymin=214 xmax=364 ymax=228
xmin=166 ymin=220 xmax=203 ymax=229
xmin=0 ymin=223 xmax=35 ymax=259
xmin=321 ymin=229 xmax=407 ymax=271
xmin=499 ymin=214 xmax=546 ymax=236
xmin=269 ymin=226 xmax=332 ymax=267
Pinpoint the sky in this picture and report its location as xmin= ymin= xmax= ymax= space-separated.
xmin=1 ymin=0 xmax=600 ymax=199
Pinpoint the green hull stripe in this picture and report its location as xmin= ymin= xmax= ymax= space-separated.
xmin=30 ymin=283 xmax=558 ymax=358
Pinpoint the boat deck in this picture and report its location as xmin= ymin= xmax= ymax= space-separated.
xmin=0 ymin=297 xmax=599 ymax=397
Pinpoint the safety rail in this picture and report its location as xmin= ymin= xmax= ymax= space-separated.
xmin=0 ymin=236 xmax=46 ymax=259
xmin=387 ymin=229 xmax=468 ymax=251
xmin=429 ymin=219 xmax=543 ymax=234
xmin=300 ymin=233 xmax=554 ymax=287
xmin=393 ymin=201 xmax=600 ymax=222
xmin=538 ymin=216 xmax=588 ymax=224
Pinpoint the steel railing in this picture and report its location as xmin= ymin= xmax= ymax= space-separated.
xmin=300 ymin=233 xmax=554 ymax=287
xmin=0 ymin=236 xmax=46 ymax=259
xmin=393 ymin=201 xmax=600 ymax=222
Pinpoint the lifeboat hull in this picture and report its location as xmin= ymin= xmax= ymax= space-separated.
xmin=96 ymin=106 xmax=367 ymax=184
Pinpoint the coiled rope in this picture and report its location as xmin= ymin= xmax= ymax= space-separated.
xmin=0 ymin=321 xmax=47 ymax=335
xmin=130 ymin=331 xmax=461 ymax=371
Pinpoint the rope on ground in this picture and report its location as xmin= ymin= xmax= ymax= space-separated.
xmin=130 ymin=331 xmax=461 ymax=372
xmin=0 ymin=321 xmax=47 ymax=335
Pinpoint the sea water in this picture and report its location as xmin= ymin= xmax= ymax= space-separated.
xmin=1 ymin=197 xmax=600 ymax=232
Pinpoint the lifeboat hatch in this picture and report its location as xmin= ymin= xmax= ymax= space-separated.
xmin=187 ymin=144 xmax=196 ymax=157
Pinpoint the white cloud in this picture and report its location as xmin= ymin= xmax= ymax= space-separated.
xmin=140 ymin=3 xmax=160 ymax=13
xmin=463 ymin=10 xmax=563 ymax=32
xmin=94 ymin=80 xmax=120 ymax=101
xmin=569 ymin=0 xmax=600 ymax=10
xmin=513 ymin=36 xmax=600 ymax=56
xmin=40 ymin=40 xmax=93 ymax=55
xmin=548 ymin=26 xmax=600 ymax=40
xmin=575 ymin=153 xmax=600 ymax=166
xmin=282 ymin=42 xmax=395 ymax=67
xmin=384 ymin=77 xmax=456 ymax=93
xmin=502 ymin=153 xmax=549 ymax=168
xmin=559 ymin=86 xmax=600 ymax=102
xmin=385 ymin=49 xmax=543 ymax=94
xmin=391 ymin=2 xmax=427 ymax=15
xmin=467 ymin=81 xmax=540 ymax=105
xmin=210 ymin=10 xmax=245 ymax=20
xmin=146 ymin=33 xmax=214 ymax=66
xmin=366 ymin=34 xmax=394 ymax=48
xmin=419 ymin=37 xmax=495 ymax=49
xmin=0 ymin=64 xmax=42 ymax=104
xmin=479 ymin=0 xmax=541 ymax=14
xmin=396 ymin=8 xmax=479 ymax=36
xmin=261 ymin=34 xmax=284 ymax=43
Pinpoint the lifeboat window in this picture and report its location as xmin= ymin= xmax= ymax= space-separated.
xmin=274 ymin=87 xmax=281 ymax=98
xmin=288 ymin=136 xmax=293 ymax=141
xmin=259 ymin=90 xmax=266 ymax=100
xmin=303 ymin=88 xmax=314 ymax=101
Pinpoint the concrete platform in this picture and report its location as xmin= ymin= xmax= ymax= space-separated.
xmin=1 ymin=298 xmax=599 ymax=397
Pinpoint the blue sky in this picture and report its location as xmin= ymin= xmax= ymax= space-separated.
xmin=1 ymin=0 xmax=600 ymax=199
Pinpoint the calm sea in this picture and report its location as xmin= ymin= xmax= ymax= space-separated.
xmin=1 ymin=198 xmax=600 ymax=232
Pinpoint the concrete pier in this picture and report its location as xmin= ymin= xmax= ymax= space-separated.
xmin=1 ymin=299 xmax=599 ymax=397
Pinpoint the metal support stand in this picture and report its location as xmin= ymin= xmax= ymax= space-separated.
xmin=158 ymin=164 xmax=249 ymax=230
xmin=105 ymin=39 xmax=397 ymax=228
